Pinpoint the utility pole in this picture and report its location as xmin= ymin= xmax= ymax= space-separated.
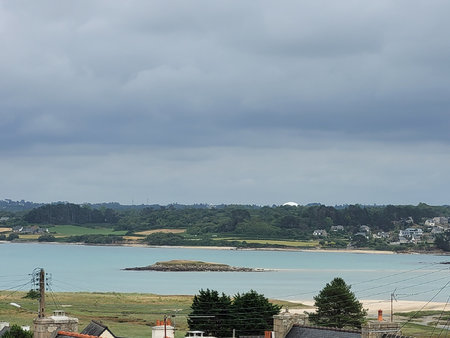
xmin=390 ymin=290 xmax=397 ymax=322
xmin=39 ymin=268 xmax=45 ymax=318
xmin=164 ymin=314 xmax=167 ymax=338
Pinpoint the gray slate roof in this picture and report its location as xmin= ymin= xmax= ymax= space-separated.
xmin=81 ymin=320 xmax=114 ymax=337
xmin=0 ymin=327 xmax=9 ymax=337
xmin=286 ymin=325 xmax=361 ymax=338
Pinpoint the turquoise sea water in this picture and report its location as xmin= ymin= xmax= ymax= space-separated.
xmin=0 ymin=243 xmax=448 ymax=302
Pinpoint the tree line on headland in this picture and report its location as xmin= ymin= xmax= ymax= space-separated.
xmin=1 ymin=201 xmax=449 ymax=251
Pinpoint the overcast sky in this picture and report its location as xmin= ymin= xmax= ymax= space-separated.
xmin=1 ymin=1 xmax=450 ymax=206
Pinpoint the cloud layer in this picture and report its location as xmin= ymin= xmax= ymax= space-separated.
xmin=1 ymin=1 xmax=449 ymax=205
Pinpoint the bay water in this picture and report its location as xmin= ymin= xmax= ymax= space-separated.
xmin=0 ymin=243 xmax=448 ymax=302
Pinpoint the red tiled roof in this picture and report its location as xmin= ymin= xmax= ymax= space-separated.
xmin=57 ymin=331 xmax=99 ymax=338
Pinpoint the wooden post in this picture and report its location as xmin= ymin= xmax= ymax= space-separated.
xmin=39 ymin=268 xmax=45 ymax=318
xmin=390 ymin=292 xmax=394 ymax=322
xmin=164 ymin=315 xmax=167 ymax=338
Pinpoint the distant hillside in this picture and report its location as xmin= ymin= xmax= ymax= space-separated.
xmin=17 ymin=201 xmax=450 ymax=232
xmin=0 ymin=199 xmax=44 ymax=212
xmin=2 ymin=200 xmax=450 ymax=251
xmin=23 ymin=203 xmax=120 ymax=225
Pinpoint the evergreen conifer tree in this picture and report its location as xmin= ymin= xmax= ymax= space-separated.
xmin=232 ymin=290 xmax=281 ymax=336
xmin=308 ymin=277 xmax=367 ymax=328
xmin=188 ymin=289 xmax=232 ymax=337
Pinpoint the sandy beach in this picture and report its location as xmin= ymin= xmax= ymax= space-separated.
xmin=123 ymin=243 xmax=398 ymax=254
xmin=3 ymin=240 xmax=449 ymax=256
xmin=290 ymin=299 xmax=449 ymax=316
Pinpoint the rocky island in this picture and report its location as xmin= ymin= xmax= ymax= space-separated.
xmin=123 ymin=259 xmax=264 ymax=272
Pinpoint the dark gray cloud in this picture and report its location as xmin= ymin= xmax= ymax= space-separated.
xmin=1 ymin=0 xmax=450 ymax=204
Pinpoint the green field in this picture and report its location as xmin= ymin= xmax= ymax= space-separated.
xmin=0 ymin=291 xmax=192 ymax=337
xmin=0 ymin=291 xmax=304 ymax=338
xmin=394 ymin=311 xmax=450 ymax=337
xmin=1 ymin=291 xmax=446 ymax=337
xmin=400 ymin=322 xmax=449 ymax=337
xmin=214 ymin=238 xmax=320 ymax=247
xmin=48 ymin=225 xmax=128 ymax=236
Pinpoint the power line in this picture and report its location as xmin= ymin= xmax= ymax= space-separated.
xmin=396 ymin=279 xmax=450 ymax=335
xmin=430 ymin=295 xmax=450 ymax=337
xmin=437 ymin=316 xmax=450 ymax=337
xmin=351 ymin=262 xmax=442 ymax=287
xmin=274 ymin=263 xmax=448 ymax=300
xmin=0 ymin=281 xmax=32 ymax=294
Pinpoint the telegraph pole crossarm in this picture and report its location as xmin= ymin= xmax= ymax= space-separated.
xmin=390 ymin=289 xmax=397 ymax=322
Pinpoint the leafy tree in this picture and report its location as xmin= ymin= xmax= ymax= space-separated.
xmin=232 ymin=290 xmax=281 ymax=336
xmin=351 ymin=234 xmax=368 ymax=248
xmin=188 ymin=289 xmax=232 ymax=337
xmin=278 ymin=215 xmax=300 ymax=228
xmin=23 ymin=203 xmax=118 ymax=225
xmin=435 ymin=232 xmax=450 ymax=251
xmin=7 ymin=233 xmax=19 ymax=241
xmin=309 ymin=277 xmax=367 ymax=329
xmin=3 ymin=324 xmax=33 ymax=338
xmin=38 ymin=234 xmax=56 ymax=242
xmin=0 ymin=234 xmax=6 ymax=240
xmin=23 ymin=289 xmax=40 ymax=299
xmin=65 ymin=234 xmax=123 ymax=244
xmin=145 ymin=232 xmax=184 ymax=246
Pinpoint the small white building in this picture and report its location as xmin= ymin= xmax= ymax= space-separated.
xmin=425 ymin=219 xmax=435 ymax=227
xmin=399 ymin=228 xmax=423 ymax=238
xmin=431 ymin=226 xmax=444 ymax=235
xmin=152 ymin=321 xmax=175 ymax=338
xmin=313 ymin=229 xmax=327 ymax=237
xmin=374 ymin=231 xmax=390 ymax=239
xmin=330 ymin=225 xmax=344 ymax=232
xmin=433 ymin=217 xmax=449 ymax=225
xmin=185 ymin=331 xmax=216 ymax=338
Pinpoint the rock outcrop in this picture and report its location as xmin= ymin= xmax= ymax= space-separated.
xmin=124 ymin=259 xmax=263 ymax=272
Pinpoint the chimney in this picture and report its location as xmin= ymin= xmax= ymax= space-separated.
xmin=33 ymin=310 xmax=78 ymax=338
xmin=273 ymin=310 xmax=306 ymax=338
xmin=361 ymin=322 xmax=401 ymax=338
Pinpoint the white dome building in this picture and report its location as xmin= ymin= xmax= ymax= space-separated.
xmin=282 ymin=202 xmax=299 ymax=207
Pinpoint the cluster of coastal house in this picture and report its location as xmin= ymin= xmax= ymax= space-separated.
xmin=11 ymin=225 xmax=49 ymax=235
xmin=0 ymin=308 xmax=410 ymax=338
xmin=312 ymin=216 xmax=449 ymax=245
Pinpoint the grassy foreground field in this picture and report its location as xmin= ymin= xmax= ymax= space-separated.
xmin=0 ymin=291 xmax=193 ymax=337
xmin=0 ymin=291 xmax=300 ymax=338
xmin=1 ymin=291 xmax=446 ymax=337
